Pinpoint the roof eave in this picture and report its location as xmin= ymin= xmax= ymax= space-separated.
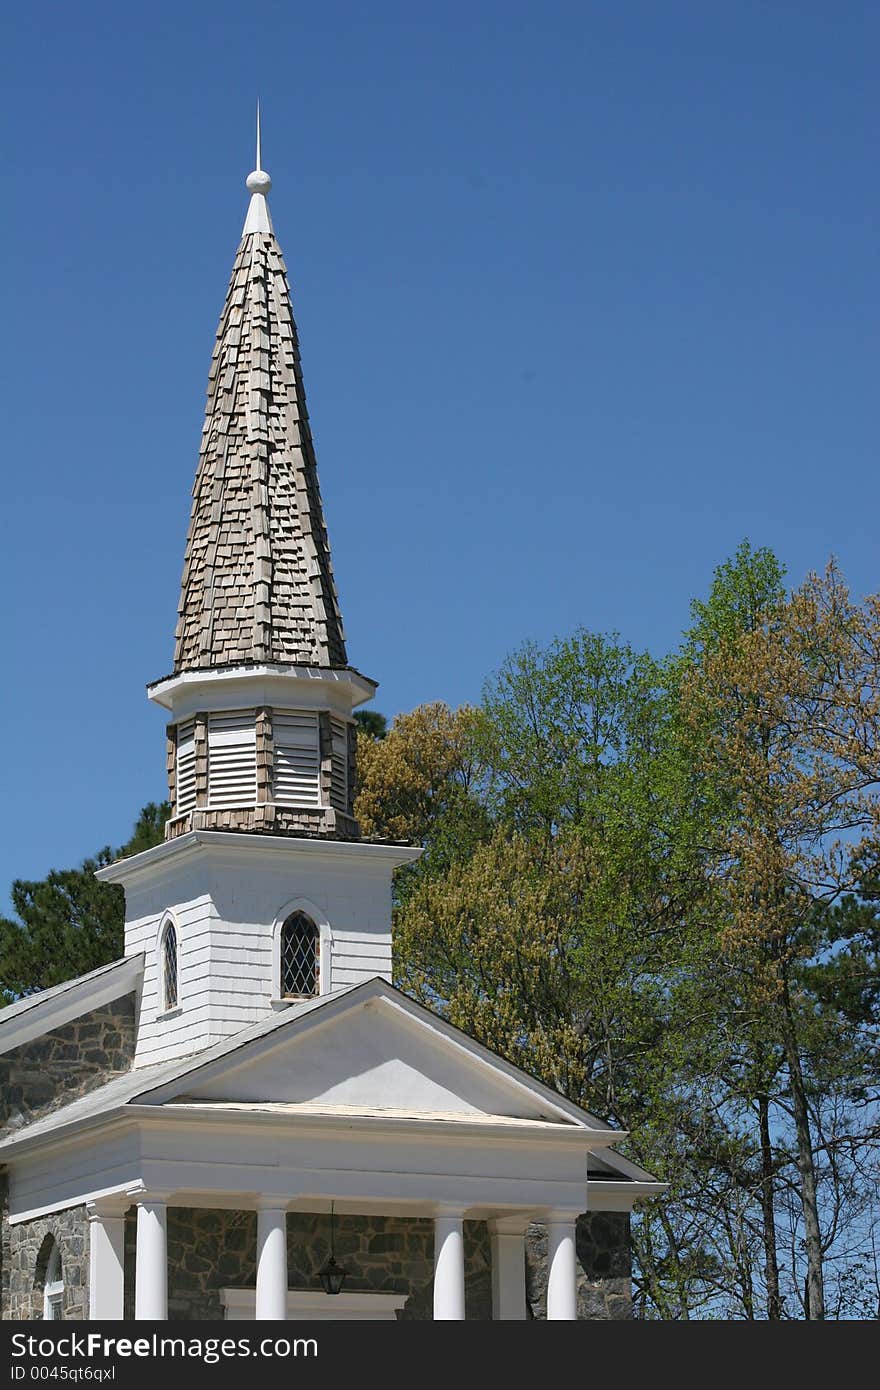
xmin=0 ymin=955 xmax=144 ymax=1056
xmin=147 ymin=663 xmax=378 ymax=713
xmin=95 ymin=832 xmax=422 ymax=886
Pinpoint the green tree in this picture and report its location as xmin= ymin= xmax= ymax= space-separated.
xmin=359 ymin=544 xmax=880 ymax=1319
xmin=355 ymin=702 xmax=491 ymax=882
xmin=0 ymin=802 xmax=170 ymax=1002
xmin=353 ymin=709 xmax=388 ymax=740
xmin=680 ymin=561 xmax=880 ymax=1318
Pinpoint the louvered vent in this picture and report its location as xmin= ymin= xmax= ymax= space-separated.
xmin=330 ymin=717 xmax=349 ymax=812
xmin=274 ymin=712 xmax=320 ymax=806
xmin=176 ymin=720 xmax=196 ymax=813
xmin=207 ymin=712 xmax=257 ymax=807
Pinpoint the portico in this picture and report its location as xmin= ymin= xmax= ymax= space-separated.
xmin=3 ymin=977 xmax=661 ymax=1321
xmin=86 ymin=1197 xmax=579 ymax=1321
xmin=90 ymin=1199 xmax=597 ymax=1322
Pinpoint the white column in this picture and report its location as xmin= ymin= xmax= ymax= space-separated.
xmin=255 ymin=1207 xmax=288 ymax=1320
xmin=433 ymin=1210 xmax=466 ymax=1320
xmin=546 ymin=1214 xmax=578 ymax=1320
xmin=489 ymin=1218 xmax=528 ymax=1320
xmin=134 ymin=1198 xmax=168 ymax=1320
xmin=87 ymin=1201 xmax=126 ymax=1320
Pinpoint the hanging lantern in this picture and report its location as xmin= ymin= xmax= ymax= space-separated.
xmin=318 ymin=1202 xmax=349 ymax=1296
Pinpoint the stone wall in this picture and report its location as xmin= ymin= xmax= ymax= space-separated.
xmin=123 ymin=1210 xmax=492 ymax=1321
xmin=114 ymin=1208 xmax=628 ymax=1321
xmin=0 ymin=996 xmax=137 ymax=1139
xmin=1 ymin=1199 xmax=88 ymax=1321
xmin=526 ymin=1214 xmax=632 ymax=1319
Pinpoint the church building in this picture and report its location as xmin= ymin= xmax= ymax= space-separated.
xmin=0 ymin=127 xmax=662 ymax=1321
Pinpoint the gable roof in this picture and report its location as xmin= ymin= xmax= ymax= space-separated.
xmin=0 ymin=978 xmax=660 ymax=1188
xmin=0 ymin=955 xmax=144 ymax=1056
xmin=131 ymin=978 xmax=615 ymax=1130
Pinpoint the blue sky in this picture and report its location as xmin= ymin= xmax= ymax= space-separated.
xmin=1 ymin=1 xmax=877 ymax=905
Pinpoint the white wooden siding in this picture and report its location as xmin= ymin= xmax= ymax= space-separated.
xmin=122 ymin=846 xmax=396 ymax=1065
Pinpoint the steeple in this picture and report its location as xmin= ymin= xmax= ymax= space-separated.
xmin=149 ymin=119 xmax=374 ymax=843
xmin=174 ymin=108 xmax=346 ymax=673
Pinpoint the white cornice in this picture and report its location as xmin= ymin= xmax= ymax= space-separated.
xmin=130 ymin=1104 xmax=623 ymax=1148
xmin=147 ymin=664 xmax=378 ymax=717
xmin=95 ymin=830 xmax=422 ymax=885
xmin=0 ymin=1100 xmax=620 ymax=1165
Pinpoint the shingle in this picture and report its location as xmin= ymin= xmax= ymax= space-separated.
xmin=173 ymin=224 xmax=346 ymax=674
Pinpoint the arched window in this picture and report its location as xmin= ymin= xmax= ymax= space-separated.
xmin=280 ymin=912 xmax=319 ymax=998
xmin=161 ymin=920 xmax=179 ymax=1012
xmin=42 ymin=1240 xmax=63 ymax=1320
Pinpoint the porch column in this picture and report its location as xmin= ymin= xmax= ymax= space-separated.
xmin=134 ymin=1197 xmax=168 ymax=1320
xmin=255 ymin=1206 xmax=288 ymax=1320
xmin=86 ymin=1199 xmax=127 ymax=1320
xmin=433 ymin=1209 xmax=466 ymax=1320
xmin=489 ymin=1217 xmax=528 ymax=1320
xmin=546 ymin=1213 xmax=578 ymax=1320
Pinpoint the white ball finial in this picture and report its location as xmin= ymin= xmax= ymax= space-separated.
xmin=247 ymin=168 xmax=272 ymax=195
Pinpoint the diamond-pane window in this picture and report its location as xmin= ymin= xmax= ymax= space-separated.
xmin=162 ymin=922 xmax=179 ymax=1011
xmin=280 ymin=913 xmax=319 ymax=998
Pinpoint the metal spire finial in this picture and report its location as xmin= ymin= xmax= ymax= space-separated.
xmin=243 ymin=100 xmax=273 ymax=234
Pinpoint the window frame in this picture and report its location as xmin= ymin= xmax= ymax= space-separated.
xmin=43 ymin=1243 xmax=63 ymax=1321
xmin=279 ymin=912 xmax=320 ymax=999
xmin=157 ymin=914 xmax=181 ymax=1018
xmin=272 ymin=898 xmax=332 ymax=1003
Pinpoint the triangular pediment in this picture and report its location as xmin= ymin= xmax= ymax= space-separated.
xmin=143 ymin=982 xmax=591 ymax=1127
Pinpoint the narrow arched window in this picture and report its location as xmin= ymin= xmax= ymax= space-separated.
xmin=43 ymin=1241 xmax=63 ymax=1320
xmin=161 ymin=920 xmax=179 ymax=1011
xmin=280 ymin=912 xmax=319 ymax=998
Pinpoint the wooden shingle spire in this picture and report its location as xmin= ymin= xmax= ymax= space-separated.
xmin=173 ymin=115 xmax=347 ymax=673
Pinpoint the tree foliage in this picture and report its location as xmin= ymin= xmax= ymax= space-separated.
xmin=356 ymin=543 xmax=880 ymax=1319
xmin=0 ymin=803 xmax=170 ymax=1002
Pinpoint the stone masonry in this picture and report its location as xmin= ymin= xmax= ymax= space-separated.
xmin=122 ymin=1211 xmax=491 ymax=1321
xmin=0 ymin=996 xmax=138 ymax=1320
xmin=100 ymin=1209 xmax=628 ymax=1322
xmin=0 ymin=997 xmax=137 ymax=1139
xmin=1 ymin=1190 xmax=88 ymax=1321
xmin=526 ymin=1214 xmax=632 ymax=1320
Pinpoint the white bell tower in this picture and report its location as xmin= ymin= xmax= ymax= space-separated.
xmin=97 ymin=114 xmax=420 ymax=1066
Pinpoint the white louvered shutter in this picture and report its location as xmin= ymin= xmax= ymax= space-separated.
xmin=273 ymin=712 xmax=320 ymax=806
xmin=330 ymin=717 xmax=349 ymax=812
xmin=176 ymin=719 xmax=196 ymax=813
xmin=207 ymin=712 xmax=257 ymax=807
